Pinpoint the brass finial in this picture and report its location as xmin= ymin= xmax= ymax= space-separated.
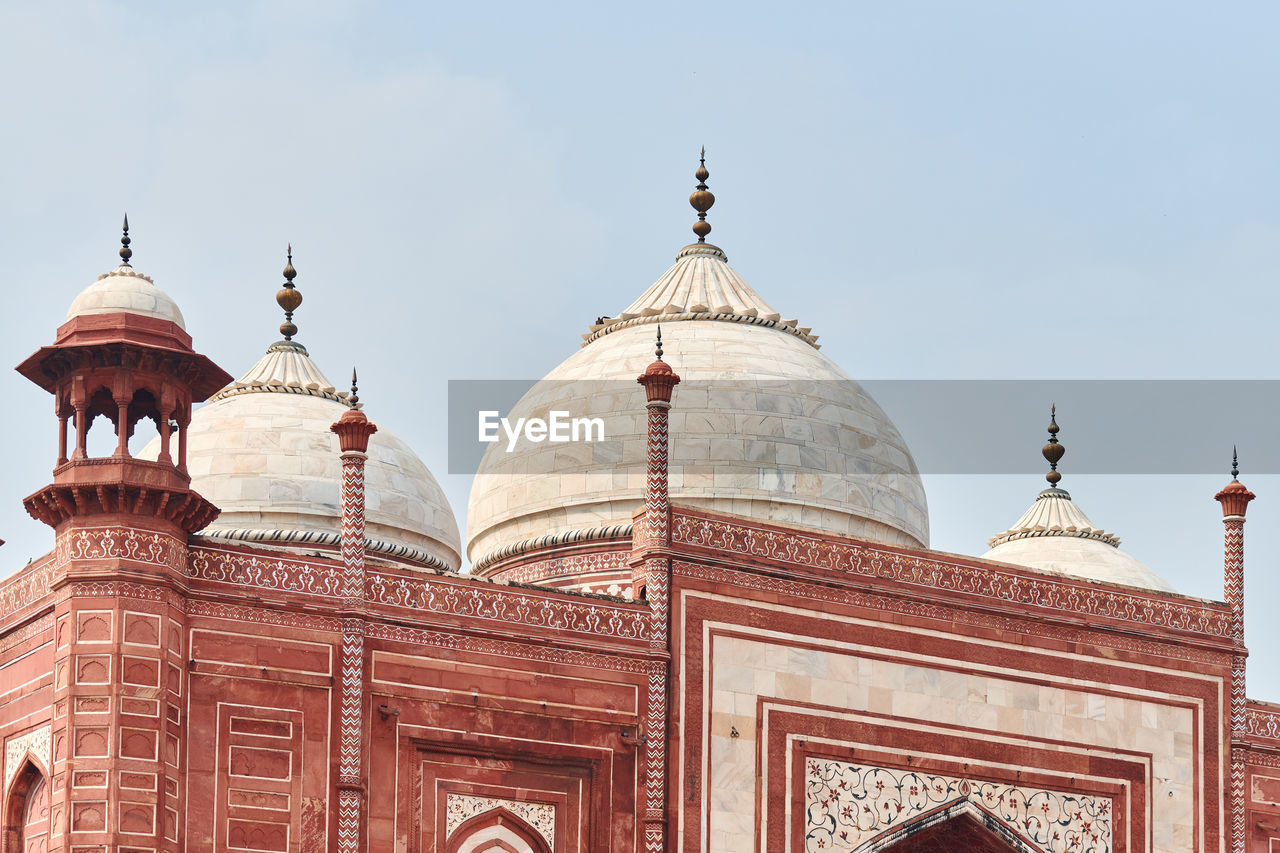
xmin=655 ymin=324 xmax=664 ymax=361
xmin=277 ymin=244 xmax=302 ymax=340
xmin=689 ymin=147 xmax=715 ymax=243
xmin=350 ymin=368 xmax=359 ymax=407
xmin=1232 ymin=445 xmax=1239 ymax=480
xmin=1042 ymin=404 xmax=1064 ymax=486
xmin=119 ymin=213 xmax=132 ymax=266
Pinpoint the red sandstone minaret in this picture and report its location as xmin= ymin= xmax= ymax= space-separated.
xmin=633 ymin=323 xmax=680 ymax=853
xmin=330 ymin=370 xmax=376 ymax=853
xmin=1217 ymin=449 xmax=1254 ymax=853
xmin=14 ymin=221 xmax=231 ymax=850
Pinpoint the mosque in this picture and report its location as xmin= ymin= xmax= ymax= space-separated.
xmin=2 ymin=155 xmax=1279 ymax=853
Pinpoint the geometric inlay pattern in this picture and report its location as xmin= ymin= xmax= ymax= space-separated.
xmin=444 ymin=793 xmax=555 ymax=848
xmin=4 ymin=724 xmax=51 ymax=791
xmin=805 ymin=758 xmax=1112 ymax=853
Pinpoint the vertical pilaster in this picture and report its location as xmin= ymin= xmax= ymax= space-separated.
xmin=331 ymin=402 xmax=377 ymax=853
xmin=634 ymin=334 xmax=679 ymax=853
xmin=1216 ymin=468 xmax=1254 ymax=853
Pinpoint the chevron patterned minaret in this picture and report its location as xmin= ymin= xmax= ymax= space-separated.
xmin=1216 ymin=448 xmax=1254 ymax=853
xmin=633 ymin=325 xmax=680 ymax=853
xmin=330 ymin=371 xmax=377 ymax=853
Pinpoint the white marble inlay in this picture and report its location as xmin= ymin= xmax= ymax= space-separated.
xmin=444 ymin=793 xmax=555 ymax=848
xmin=4 ymin=724 xmax=51 ymax=790
xmin=805 ymin=757 xmax=1112 ymax=853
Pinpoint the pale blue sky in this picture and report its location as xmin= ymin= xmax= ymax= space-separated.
xmin=3 ymin=2 xmax=1280 ymax=692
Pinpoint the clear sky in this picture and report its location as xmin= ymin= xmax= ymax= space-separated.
xmin=3 ymin=2 xmax=1280 ymax=693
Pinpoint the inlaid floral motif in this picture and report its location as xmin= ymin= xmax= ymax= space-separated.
xmin=444 ymin=793 xmax=555 ymax=847
xmin=4 ymin=725 xmax=51 ymax=791
xmin=805 ymin=758 xmax=1111 ymax=853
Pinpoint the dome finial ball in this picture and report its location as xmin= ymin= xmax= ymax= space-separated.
xmin=276 ymin=244 xmax=303 ymax=341
xmin=119 ymin=213 xmax=133 ymax=266
xmin=1042 ymin=404 xmax=1065 ymax=486
xmin=688 ymin=147 xmax=715 ymax=243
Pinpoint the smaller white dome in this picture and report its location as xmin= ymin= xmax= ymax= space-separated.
xmin=983 ymin=487 xmax=1174 ymax=592
xmin=142 ymin=341 xmax=461 ymax=572
xmin=66 ymin=265 xmax=185 ymax=329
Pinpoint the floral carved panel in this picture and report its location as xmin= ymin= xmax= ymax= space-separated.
xmin=444 ymin=793 xmax=555 ymax=848
xmin=805 ymin=758 xmax=1112 ymax=853
xmin=4 ymin=725 xmax=51 ymax=791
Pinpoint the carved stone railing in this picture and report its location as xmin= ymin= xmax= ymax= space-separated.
xmin=671 ymin=509 xmax=1232 ymax=640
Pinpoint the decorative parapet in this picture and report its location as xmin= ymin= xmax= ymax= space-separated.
xmin=0 ymin=556 xmax=54 ymax=623
xmin=365 ymin=570 xmax=649 ymax=643
xmin=187 ymin=543 xmax=649 ymax=644
xmin=671 ymin=508 xmax=1232 ymax=640
xmin=189 ymin=546 xmax=345 ymax=597
xmin=1244 ymin=704 xmax=1280 ymax=745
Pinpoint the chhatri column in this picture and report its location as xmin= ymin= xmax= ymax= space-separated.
xmin=634 ymin=326 xmax=680 ymax=853
xmin=330 ymin=370 xmax=377 ymax=853
xmin=1215 ymin=448 xmax=1254 ymax=853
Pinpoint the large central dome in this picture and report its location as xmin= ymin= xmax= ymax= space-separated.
xmin=467 ymin=160 xmax=928 ymax=576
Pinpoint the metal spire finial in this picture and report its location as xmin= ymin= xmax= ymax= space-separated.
xmin=276 ymin=244 xmax=302 ymax=341
xmin=350 ymin=367 xmax=359 ymax=407
xmin=1232 ymin=445 xmax=1239 ymax=480
xmin=1042 ymin=404 xmax=1065 ymax=487
xmin=689 ymin=147 xmax=715 ymax=243
xmin=119 ymin=213 xmax=133 ymax=266
xmin=655 ymin=324 xmax=664 ymax=361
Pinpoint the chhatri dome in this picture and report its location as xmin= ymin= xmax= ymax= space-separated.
xmin=65 ymin=215 xmax=185 ymax=328
xmin=467 ymin=153 xmax=929 ymax=581
xmin=140 ymin=249 xmax=462 ymax=571
xmin=982 ymin=408 xmax=1175 ymax=592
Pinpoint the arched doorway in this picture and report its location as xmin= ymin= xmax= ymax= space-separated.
xmin=446 ymin=807 xmax=553 ymax=853
xmin=4 ymin=759 xmax=50 ymax=853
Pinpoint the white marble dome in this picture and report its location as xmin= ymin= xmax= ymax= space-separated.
xmin=141 ymin=341 xmax=461 ymax=571
xmin=66 ymin=264 xmax=186 ymax=329
xmin=983 ymin=486 xmax=1174 ymax=592
xmin=466 ymin=242 xmax=929 ymax=570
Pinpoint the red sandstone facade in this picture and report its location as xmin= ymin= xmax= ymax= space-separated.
xmin=4 ymin=267 xmax=1280 ymax=853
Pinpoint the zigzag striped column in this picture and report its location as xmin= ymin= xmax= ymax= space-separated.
xmin=332 ymin=404 xmax=378 ymax=853
xmin=635 ymin=340 xmax=680 ymax=852
xmin=1216 ymin=471 xmax=1254 ymax=853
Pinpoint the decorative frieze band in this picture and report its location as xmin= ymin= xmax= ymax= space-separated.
xmin=189 ymin=545 xmax=649 ymax=642
xmin=1244 ymin=706 xmax=1280 ymax=743
xmin=672 ymin=512 xmax=1231 ymax=639
xmin=190 ymin=547 xmax=345 ymax=597
xmin=364 ymin=573 xmax=649 ymax=642
xmin=364 ymin=622 xmax=655 ymax=674
xmin=0 ymin=558 xmax=53 ymax=620
xmin=676 ymin=561 xmax=1231 ymax=666
xmin=56 ymin=526 xmax=186 ymax=571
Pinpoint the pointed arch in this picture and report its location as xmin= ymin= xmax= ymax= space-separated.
xmin=866 ymin=799 xmax=1041 ymax=853
xmin=446 ymin=807 xmax=553 ymax=853
xmin=4 ymin=758 xmax=50 ymax=853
